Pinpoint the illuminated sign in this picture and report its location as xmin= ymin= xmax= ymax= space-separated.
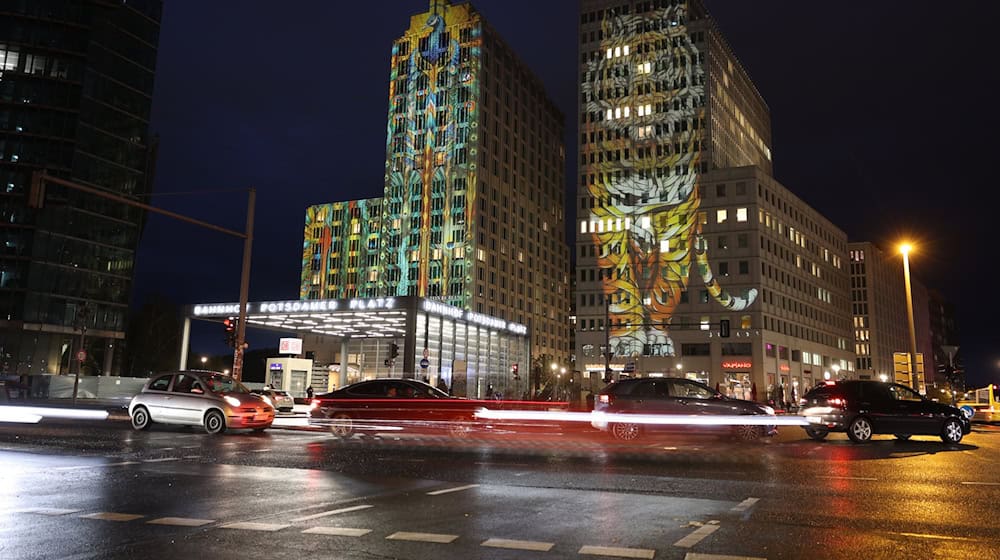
xmin=279 ymin=338 xmax=303 ymax=355
xmin=348 ymin=297 xmax=396 ymax=311
xmin=269 ymin=363 xmax=283 ymax=370
xmin=258 ymin=299 xmax=339 ymax=314
xmin=722 ymin=361 xmax=752 ymax=369
xmin=779 ymin=364 xmax=790 ymax=372
xmin=422 ymin=299 xmax=464 ymax=319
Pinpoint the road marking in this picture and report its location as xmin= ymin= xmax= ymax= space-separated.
xmin=817 ymin=476 xmax=877 ymax=481
xmin=80 ymin=512 xmax=144 ymax=522
xmin=291 ymin=505 xmax=373 ymax=522
xmin=251 ymin=449 xmax=271 ymax=453
xmin=181 ymin=446 xmax=200 ymax=449
xmin=426 ymin=484 xmax=479 ymax=496
xmin=685 ymin=554 xmax=768 ymax=560
xmin=143 ymin=458 xmax=179 ymax=463
xmin=889 ymin=531 xmax=980 ymax=542
xmin=159 ymin=447 xmax=175 ymax=451
xmin=147 ymin=517 xmax=214 ymax=527
xmin=303 ymin=527 xmax=372 ymax=537
xmin=482 ymin=538 xmax=555 ymax=552
xmin=183 ymin=455 xmax=201 ymax=459
xmin=674 ymin=524 xmax=720 ymax=548
xmin=730 ymin=497 xmax=760 ymax=513
xmin=54 ymin=461 xmax=138 ymax=470
xmin=579 ymin=545 xmax=655 ymax=559
xmin=960 ymin=481 xmax=1000 ymax=486
xmin=386 ymin=532 xmax=459 ymax=543
xmin=21 ymin=508 xmax=81 ymax=516
xmin=221 ymin=522 xmax=290 ymax=532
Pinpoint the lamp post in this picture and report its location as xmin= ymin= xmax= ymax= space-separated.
xmin=900 ymin=243 xmax=919 ymax=391
xmin=200 ymin=356 xmax=208 ymax=369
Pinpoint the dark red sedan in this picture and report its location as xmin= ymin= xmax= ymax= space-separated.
xmin=308 ymin=378 xmax=565 ymax=438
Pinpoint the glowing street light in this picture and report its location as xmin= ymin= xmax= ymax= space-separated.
xmin=899 ymin=242 xmax=919 ymax=390
xmin=200 ymin=356 xmax=208 ymax=367
xmin=832 ymin=364 xmax=841 ymax=379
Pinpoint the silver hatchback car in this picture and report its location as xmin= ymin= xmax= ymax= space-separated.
xmin=129 ymin=371 xmax=274 ymax=434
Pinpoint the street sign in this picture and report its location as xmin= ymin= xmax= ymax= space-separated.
xmin=419 ymin=358 xmax=430 ymax=369
xmin=77 ymin=350 xmax=87 ymax=362
xmin=623 ymin=361 xmax=635 ymax=373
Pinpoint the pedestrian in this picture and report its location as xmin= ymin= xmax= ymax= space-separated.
xmin=486 ymin=383 xmax=494 ymax=398
xmin=306 ymin=386 xmax=314 ymax=399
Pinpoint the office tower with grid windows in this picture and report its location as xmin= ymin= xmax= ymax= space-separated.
xmin=0 ymin=1 xmax=162 ymax=377
xmin=301 ymin=0 xmax=570 ymax=369
xmin=575 ymin=0 xmax=853 ymax=401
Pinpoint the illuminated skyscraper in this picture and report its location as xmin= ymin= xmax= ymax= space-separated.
xmin=575 ymin=0 xmax=852 ymax=399
xmin=302 ymin=0 xmax=570 ymax=367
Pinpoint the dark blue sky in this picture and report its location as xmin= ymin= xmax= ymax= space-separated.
xmin=139 ymin=1 xmax=999 ymax=384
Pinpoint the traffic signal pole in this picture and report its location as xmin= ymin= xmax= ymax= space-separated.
xmin=30 ymin=171 xmax=256 ymax=380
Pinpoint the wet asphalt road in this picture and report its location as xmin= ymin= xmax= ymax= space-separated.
xmin=1 ymin=414 xmax=998 ymax=560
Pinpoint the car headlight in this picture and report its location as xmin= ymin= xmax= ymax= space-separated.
xmin=223 ymin=396 xmax=241 ymax=407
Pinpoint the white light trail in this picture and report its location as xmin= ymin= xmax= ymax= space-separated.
xmin=474 ymin=409 xmax=810 ymax=426
xmin=0 ymin=406 xmax=109 ymax=422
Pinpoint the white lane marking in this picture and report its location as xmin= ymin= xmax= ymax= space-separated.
xmin=303 ymin=527 xmax=372 ymax=537
xmin=426 ymin=484 xmax=480 ymax=496
xmin=54 ymin=461 xmax=138 ymax=470
xmin=142 ymin=458 xmax=179 ymax=463
xmin=674 ymin=524 xmax=720 ymax=548
xmin=685 ymin=554 xmax=768 ymax=560
xmin=147 ymin=517 xmax=214 ymax=527
xmin=579 ymin=545 xmax=656 ymax=559
xmin=960 ymin=481 xmax=1000 ymax=486
xmin=386 ymin=532 xmax=459 ymax=543
xmin=79 ymin=512 xmax=144 ymax=522
xmin=159 ymin=448 xmax=175 ymax=451
xmin=21 ymin=508 xmax=81 ymax=516
xmin=887 ymin=531 xmax=981 ymax=542
xmin=220 ymin=522 xmax=290 ymax=532
xmin=183 ymin=455 xmax=201 ymax=459
xmin=482 ymin=538 xmax=555 ymax=552
xmin=180 ymin=446 xmax=200 ymax=449
xmin=291 ymin=505 xmax=373 ymax=523
xmin=817 ymin=476 xmax=877 ymax=481
xmin=730 ymin=497 xmax=760 ymax=513
xmin=251 ymin=449 xmax=272 ymax=453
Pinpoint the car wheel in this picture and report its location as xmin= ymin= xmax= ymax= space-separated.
xmin=329 ymin=412 xmax=354 ymax=438
xmin=734 ymin=424 xmax=762 ymax=442
xmin=804 ymin=427 xmax=829 ymax=441
xmin=204 ymin=410 xmax=227 ymax=435
xmin=894 ymin=434 xmax=912 ymax=441
xmin=131 ymin=406 xmax=152 ymax=431
xmin=847 ymin=416 xmax=873 ymax=443
xmin=447 ymin=416 xmax=474 ymax=439
xmin=941 ymin=419 xmax=964 ymax=444
xmin=610 ymin=422 xmax=641 ymax=441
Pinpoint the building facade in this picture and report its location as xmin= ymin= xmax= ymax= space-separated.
xmin=574 ymin=0 xmax=853 ymax=402
xmin=300 ymin=198 xmax=383 ymax=300
xmin=847 ymin=242 xmax=910 ymax=381
xmin=0 ymin=1 xmax=162 ymax=377
xmin=301 ymin=0 xmax=571 ymax=375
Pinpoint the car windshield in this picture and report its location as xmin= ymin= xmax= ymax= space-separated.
xmin=204 ymin=374 xmax=250 ymax=394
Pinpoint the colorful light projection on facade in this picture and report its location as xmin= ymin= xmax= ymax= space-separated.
xmin=300 ymin=199 xmax=382 ymax=300
xmin=379 ymin=3 xmax=481 ymax=307
xmin=581 ymin=3 xmax=756 ymax=358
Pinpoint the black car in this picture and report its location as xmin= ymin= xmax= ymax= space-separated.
xmin=591 ymin=377 xmax=777 ymax=441
xmin=799 ymin=380 xmax=971 ymax=444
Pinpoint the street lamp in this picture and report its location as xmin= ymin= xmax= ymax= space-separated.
xmin=900 ymin=242 xmax=919 ymax=391
xmin=832 ymin=363 xmax=841 ymax=379
xmin=200 ymin=356 xmax=208 ymax=368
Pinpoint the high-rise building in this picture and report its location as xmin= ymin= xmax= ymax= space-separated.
xmin=0 ymin=1 xmax=162 ymax=376
xmin=927 ymin=289 xmax=959 ymax=387
xmin=575 ymin=0 xmax=853 ymax=401
xmin=848 ymin=242 xmax=910 ymax=380
xmin=301 ymin=0 xmax=570 ymax=371
xmin=300 ymin=198 xmax=383 ymax=300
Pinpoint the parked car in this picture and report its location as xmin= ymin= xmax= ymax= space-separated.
xmin=798 ymin=380 xmax=971 ymax=444
xmin=591 ymin=377 xmax=777 ymax=441
xmin=129 ymin=371 xmax=274 ymax=434
xmin=252 ymin=388 xmax=295 ymax=412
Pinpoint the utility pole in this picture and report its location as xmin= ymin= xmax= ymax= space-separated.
xmin=604 ymin=295 xmax=612 ymax=382
xmin=29 ymin=171 xmax=256 ymax=381
xmin=72 ymin=303 xmax=91 ymax=404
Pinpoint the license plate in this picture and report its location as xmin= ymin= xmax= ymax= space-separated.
xmin=806 ymin=416 xmax=822 ymax=424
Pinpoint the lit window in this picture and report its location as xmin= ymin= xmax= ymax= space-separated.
xmin=477 ymin=248 xmax=485 ymax=261
xmin=607 ymin=109 xmax=613 ymax=120
xmin=432 ymin=248 xmax=442 ymax=259
xmin=580 ymin=220 xmax=588 ymax=233
xmin=660 ymin=239 xmax=669 ymax=252
xmin=623 ymin=106 xmax=630 ymax=117
xmin=700 ymin=316 xmax=710 ymax=330
xmin=606 ymin=48 xmax=613 ymax=59
xmin=623 ymin=45 xmax=630 ymax=55
xmin=716 ymin=209 xmax=728 ymax=223
xmin=641 ymin=216 xmax=650 ymax=228
xmin=614 ymin=107 xmax=621 ymax=119
xmin=614 ymin=46 xmax=621 ymax=57
xmin=454 ymin=246 xmax=465 ymax=258
xmin=736 ymin=208 xmax=748 ymax=222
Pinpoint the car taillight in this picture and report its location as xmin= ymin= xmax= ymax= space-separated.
xmin=598 ymin=394 xmax=610 ymax=404
xmin=309 ymin=399 xmax=321 ymax=409
xmin=827 ymin=397 xmax=845 ymax=407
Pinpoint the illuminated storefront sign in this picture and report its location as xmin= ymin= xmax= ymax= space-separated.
xmin=422 ymin=299 xmax=464 ymax=319
xmin=348 ymin=297 xmax=396 ymax=311
xmin=722 ymin=360 xmax=753 ymax=369
xmin=779 ymin=364 xmax=790 ymax=372
xmin=195 ymin=298 xmax=400 ymax=316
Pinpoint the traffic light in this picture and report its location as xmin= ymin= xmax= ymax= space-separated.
xmin=512 ymin=363 xmax=519 ymax=379
xmin=720 ymin=319 xmax=730 ymax=338
xmin=390 ymin=342 xmax=399 ymax=359
xmin=223 ymin=318 xmax=236 ymax=347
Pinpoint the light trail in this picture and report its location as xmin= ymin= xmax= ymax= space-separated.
xmin=474 ymin=409 xmax=810 ymax=426
xmin=0 ymin=406 xmax=109 ymax=423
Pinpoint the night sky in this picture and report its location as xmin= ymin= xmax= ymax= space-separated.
xmin=139 ymin=1 xmax=1000 ymax=385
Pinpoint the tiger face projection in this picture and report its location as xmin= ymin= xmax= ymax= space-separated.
xmin=582 ymin=4 xmax=757 ymax=358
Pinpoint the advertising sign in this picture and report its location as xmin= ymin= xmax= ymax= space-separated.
xmin=279 ymin=338 xmax=303 ymax=355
